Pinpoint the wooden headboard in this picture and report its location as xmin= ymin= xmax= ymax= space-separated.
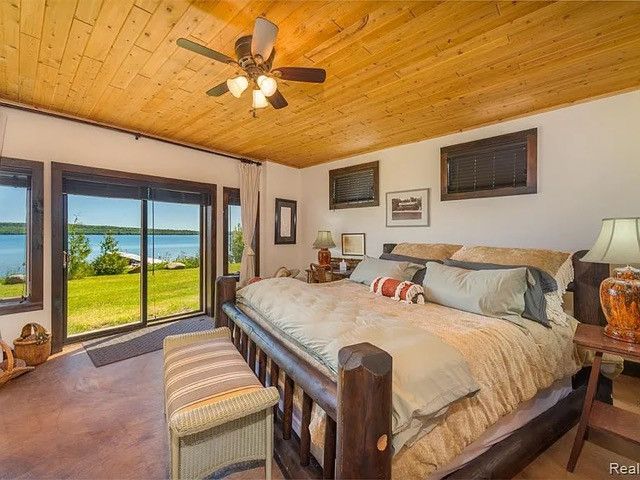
xmin=382 ymin=244 xmax=608 ymax=326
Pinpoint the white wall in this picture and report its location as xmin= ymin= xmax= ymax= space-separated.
xmin=300 ymin=91 xmax=640 ymax=264
xmin=261 ymin=161 xmax=304 ymax=276
xmin=0 ymin=107 xmax=303 ymax=342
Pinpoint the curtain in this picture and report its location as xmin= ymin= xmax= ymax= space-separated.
xmin=238 ymin=162 xmax=260 ymax=285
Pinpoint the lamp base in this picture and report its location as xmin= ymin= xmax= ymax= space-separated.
xmin=318 ymin=248 xmax=331 ymax=267
xmin=600 ymin=265 xmax=640 ymax=344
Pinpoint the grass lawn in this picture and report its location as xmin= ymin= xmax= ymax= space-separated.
xmin=66 ymin=267 xmax=200 ymax=336
xmin=1 ymin=267 xmax=201 ymax=336
xmin=0 ymin=282 xmax=24 ymax=299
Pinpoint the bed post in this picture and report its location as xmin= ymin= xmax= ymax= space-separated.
xmin=215 ymin=276 xmax=237 ymax=328
xmin=336 ymin=342 xmax=393 ymax=479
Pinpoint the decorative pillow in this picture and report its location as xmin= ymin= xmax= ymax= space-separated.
xmin=247 ymin=277 xmax=262 ymax=285
xmin=444 ymin=259 xmax=553 ymax=328
xmin=273 ymin=266 xmax=300 ymax=278
xmin=450 ymin=246 xmax=574 ymax=326
xmin=349 ymin=256 xmax=422 ymax=286
xmin=391 ymin=243 xmax=463 ymax=261
xmin=379 ymin=253 xmax=442 ymax=284
xmin=371 ymin=277 xmax=425 ymax=304
xmin=423 ymin=262 xmax=528 ymax=326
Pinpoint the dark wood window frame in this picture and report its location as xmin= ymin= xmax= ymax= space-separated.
xmin=0 ymin=157 xmax=44 ymax=316
xmin=222 ymin=187 xmax=260 ymax=278
xmin=51 ymin=162 xmax=216 ymax=352
xmin=440 ymin=129 xmax=538 ymax=201
xmin=329 ymin=161 xmax=380 ymax=210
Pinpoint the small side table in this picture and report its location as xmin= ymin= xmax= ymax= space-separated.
xmin=567 ymin=323 xmax=640 ymax=471
xmin=305 ymin=268 xmax=353 ymax=283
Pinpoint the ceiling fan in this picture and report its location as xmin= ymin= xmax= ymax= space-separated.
xmin=176 ymin=17 xmax=326 ymax=111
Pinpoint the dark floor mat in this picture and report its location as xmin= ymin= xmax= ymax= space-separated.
xmin=83 ymin=316 xmax=214 ymax=367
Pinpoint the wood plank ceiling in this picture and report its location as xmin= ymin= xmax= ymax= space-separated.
xmin=1 ymin=1 xmax=639 ymax=167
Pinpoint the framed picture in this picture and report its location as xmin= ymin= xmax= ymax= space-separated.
xmin=274 ymin=198 xmax=297 ymax=244
xmin=341 ymin=233 xmax=366 ymax=256
xmin=386 ymin=188 xmax=430 ymax=227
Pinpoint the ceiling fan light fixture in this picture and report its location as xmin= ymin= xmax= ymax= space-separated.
xmin=227 ymin=75 xmax=248 ymax=98
xmin=257 ymin=75 xmax=277 ymax=97
xmin=252 ymin=89 xmax=270 ymax=109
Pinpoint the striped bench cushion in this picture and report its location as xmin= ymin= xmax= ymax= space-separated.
xmin=164 ymin=337 xmax=261 ymax=420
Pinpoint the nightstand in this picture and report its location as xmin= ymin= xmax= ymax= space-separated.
xmin=305 ymin=267 xmax=353 ymax=283
xmin=305 ymin=257 xmax=361 ymax=283
xmin=567 ymin=323 xmax=640 ymax=471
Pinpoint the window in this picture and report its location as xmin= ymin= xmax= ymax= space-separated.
xmin=223 ymin=187 xmax=259 ymax=277
xmin=0 ymin=158 xmax=43 ymax=315
xmin=440 ymin=129 xmax=537 ymax=201
xmin=329 ymin=161 xmax=379 ymax=210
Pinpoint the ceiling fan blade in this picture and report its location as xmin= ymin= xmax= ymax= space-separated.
xmin=267 ymin=89 xmax=288 ymax=110
xmin=176 ymin=38 xmax=235 ymax=65
xmin=273 ymin=67 xmax=326 ymax=83
xmin=251 ymin=17 xmax=278 ymax=61
xmin=206 ymin=81 xmax=229 ymax=97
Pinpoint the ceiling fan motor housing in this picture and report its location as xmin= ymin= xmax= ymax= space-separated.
xmin=235 ymin=35 xmax=265 ymax=79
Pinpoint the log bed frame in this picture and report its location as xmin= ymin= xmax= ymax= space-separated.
xmin=214 ymin=248 xmax=611 ymax=479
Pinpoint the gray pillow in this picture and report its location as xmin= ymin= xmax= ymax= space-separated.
xmin=379 ymin=253 xmax=442 ymax=284
xmin=443 ymin=259 xmax=552 ymax=327
xmin=349 ymin=256 xmax=422 ymax=286
xmin=423 ymin=262 xmax=528 ymax=326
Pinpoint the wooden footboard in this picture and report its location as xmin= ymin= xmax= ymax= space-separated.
xmin=215 ymin=276 xmax=393 ymax=480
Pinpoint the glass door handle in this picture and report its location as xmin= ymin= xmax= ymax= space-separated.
xmin=63 ymin=251 xmax=68 ymax=269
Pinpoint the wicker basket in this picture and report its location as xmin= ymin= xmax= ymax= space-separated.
xmin=13 ymin=323 xmax=51 ymax=366
xmin=1 ymin=339 xmax=34 ymax=387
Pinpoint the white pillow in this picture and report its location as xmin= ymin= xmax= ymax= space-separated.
xmin=349 ymin=256 xmax=421 ymax=286
xmin=423 ymin=262 xmax=528 ymax=325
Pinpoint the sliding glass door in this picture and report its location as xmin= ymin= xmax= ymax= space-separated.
xmin=147 ymin=196 xmax=203 ymax=321
xmin=57 ymin=166 xmax=214 ymax=343
xmin=66 ymin=194 xmax=143 ymax=336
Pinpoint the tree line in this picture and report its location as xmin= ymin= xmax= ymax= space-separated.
xmin=0 ymin=222 xmax=198 ymax=235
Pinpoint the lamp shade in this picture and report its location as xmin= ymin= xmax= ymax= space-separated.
xmin=226 ymin=75 xmax=248 ymax=98
xmin=252 ymin=89 xmax=269 ymax=109
xmin=312 ymin=230 xmax=336 ymax=249
xmin=581 ymin=217 xmax=640 ymax=264
xmin=257 ymin=75 xmax=277 ymax=97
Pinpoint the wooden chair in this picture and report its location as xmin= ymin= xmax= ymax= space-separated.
xmin=309 ymin=263 xmax=332 ymax=283
xmin=0 ymin=339 xmax=34 ymax=388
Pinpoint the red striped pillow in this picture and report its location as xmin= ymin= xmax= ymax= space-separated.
xmin=370 ymin=277 xmax=425 ymax=304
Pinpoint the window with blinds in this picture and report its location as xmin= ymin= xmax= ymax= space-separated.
xmin=440 ymin=129 xmax=537 ymax=201
xmin=329 ymin=161 xmax=379 ymax=209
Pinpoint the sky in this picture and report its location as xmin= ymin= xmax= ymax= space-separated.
xmin=68 ymin=195 xmax=200 ymax=230
xmin=1 ymin=188 xmax=242 ymax=232
xmin=0 ymin=185 xmax=27 ymax=223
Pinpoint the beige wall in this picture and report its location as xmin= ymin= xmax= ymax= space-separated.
xmin=0 ymin=107 xmax=304 ymax=342
xmin=299 ymin=91 xmax=640 ymax=264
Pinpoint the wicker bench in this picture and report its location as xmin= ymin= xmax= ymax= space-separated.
xmin=163 ymin=327 xmax=279 ymax=480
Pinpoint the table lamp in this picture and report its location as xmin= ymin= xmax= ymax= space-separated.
xmin=313 ymin=230 xmax=336 ymax=266
xmin=582 ymin=217 xmax=640 ymax=344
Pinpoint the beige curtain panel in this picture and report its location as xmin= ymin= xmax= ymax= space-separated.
xmin=238 ymin=162 xmax=260 ymax=285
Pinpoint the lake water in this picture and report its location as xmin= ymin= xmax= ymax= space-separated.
xmin=0 ymin=234 xmax=200 ymax=276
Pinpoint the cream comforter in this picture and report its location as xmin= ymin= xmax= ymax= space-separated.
xmin=237 ymin=278 xmax=581 ymax=477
